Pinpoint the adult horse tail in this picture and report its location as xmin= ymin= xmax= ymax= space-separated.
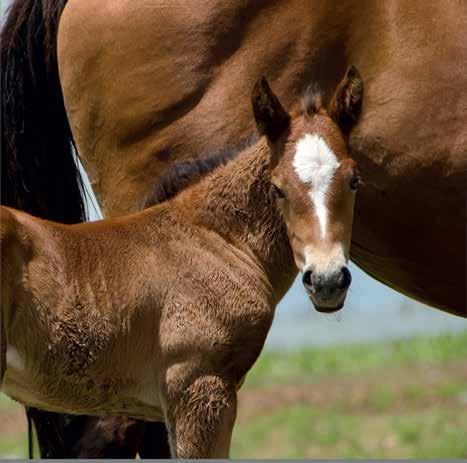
xmin=1 ymin=0 xmax=86 ymax=222
xmin=1 ymin=0 xmax=87 ymax=458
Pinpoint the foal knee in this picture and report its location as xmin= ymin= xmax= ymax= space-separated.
xmin=165 ymin=374 xmax=237 ymax=458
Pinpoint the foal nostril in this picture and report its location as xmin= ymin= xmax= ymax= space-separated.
xmin=302 ymin=269 xmax=313 ymax=287
xmin=338 ymin=266 xmax=352 ymax=290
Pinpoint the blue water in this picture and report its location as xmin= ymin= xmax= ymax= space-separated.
xmin=268 ymin=271 xmax=467 ymax=350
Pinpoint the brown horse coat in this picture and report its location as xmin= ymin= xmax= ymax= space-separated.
xmin=58 ymin=0 xmax=467 ymax=315
xmin=1 ymin=143 xmax=292 ymax=457
xmin=1 ymin=80 xmax=362 ymax=456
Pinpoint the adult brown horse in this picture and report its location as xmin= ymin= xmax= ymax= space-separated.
xmin=61 ymin=0 xmax=466 ymax=315
xmin=1 ymin=0 xmax=465 ymax=458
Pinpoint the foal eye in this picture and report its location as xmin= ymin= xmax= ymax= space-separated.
xmin=350 ymin=175 xmax=361 ymax=191
xmin=272 ymin=184 xmax=286 ymax=199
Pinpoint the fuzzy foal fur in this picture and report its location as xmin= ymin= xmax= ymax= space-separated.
xmin=1 ymin=136 xmax=291 ymax=460
xmin=1 ymin=77 xmax=361 ymax=458
xmin=2 ymin=0 xmax=466 ymax=458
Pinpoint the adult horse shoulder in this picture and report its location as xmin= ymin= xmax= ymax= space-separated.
xmin=1 ymin=76 xmax=362 ymax=458
xmin=56 ymin=0 xmax=467 ymax=315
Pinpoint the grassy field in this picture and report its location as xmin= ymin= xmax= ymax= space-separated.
xmin=1 ymin=331 xmax=466 ymax=458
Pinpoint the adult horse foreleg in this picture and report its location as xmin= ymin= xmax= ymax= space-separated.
xmin=164 ymin=375 xmax=237 ymax=458
xmin=73 ymin=418 xmax=171 ymax=458
xmin=26 ymin=410 xmax=170 ymax=458
xmin=138 ymin=422 xmax=171 ymax=458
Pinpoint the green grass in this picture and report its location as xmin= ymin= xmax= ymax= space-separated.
xmin=0 ymin=393 xmax=19 ymax=411
xmin=230 ymin=331 xmax=467 ymax=458
xmin=1 ymin=331 xmax=466 ymax=458
xmin=232 ymin=406 xmax=467 ymax=458
xmin=0 ymin=394 xmax=37 ymax=459
xmin=245 ymin=331 xmax=467 ymax=387
xmin=0 ymin=395 xmax=28 ymax=458
xmin=0 ymin=435 xmax=27 ymax=459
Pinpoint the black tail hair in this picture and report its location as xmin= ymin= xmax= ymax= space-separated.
xmin=1 ymin=0 xmax=86 ymax=222
xmin=1 ymin=0 xmax=87 ymax=458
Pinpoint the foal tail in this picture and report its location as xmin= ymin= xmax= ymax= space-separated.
xmin=1 ymin=1 xmax=86 ymax=458
xmin=1 ymin=0 xmax=86 ymax=223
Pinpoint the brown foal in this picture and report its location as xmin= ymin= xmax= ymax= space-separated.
xmin=1 ymin=70 xmax=363 ymax=458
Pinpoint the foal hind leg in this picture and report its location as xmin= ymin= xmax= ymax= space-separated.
xmin=164 ymin=375 xmax=237 ymax=458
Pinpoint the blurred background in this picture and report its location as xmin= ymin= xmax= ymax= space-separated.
xmin=1 ymin=1 xmax=466 ymax=457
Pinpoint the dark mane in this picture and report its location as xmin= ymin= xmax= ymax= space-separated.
xmin=144 ymin=136 xmax=257 ymax=207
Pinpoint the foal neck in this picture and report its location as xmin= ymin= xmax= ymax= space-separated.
xmin=175 ymin=138 xmax=296 ymax=302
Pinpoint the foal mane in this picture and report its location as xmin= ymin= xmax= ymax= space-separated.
xmin=300 ymin=85 xmax=324 ymax=117
xmin=144 ymin=136 xmax=257 ymax=207
xmin=144 ymin=87 xmax=322 ymax=208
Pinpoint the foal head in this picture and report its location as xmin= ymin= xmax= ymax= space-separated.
xmin=252 ymin=67 xmax=363 ymax=313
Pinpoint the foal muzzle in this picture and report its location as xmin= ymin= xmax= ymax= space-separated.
xmin=302 ymin=266 xmax=351 ymax=313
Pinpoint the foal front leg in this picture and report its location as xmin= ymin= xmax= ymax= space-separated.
xmin=164 ymin=375 xmax=237 ymax=458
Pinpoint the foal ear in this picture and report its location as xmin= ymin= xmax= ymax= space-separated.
xmin=328 ymin=65 xmax=363 ymax=136
xmin=251 ymin=77 xmax=290 ymax=142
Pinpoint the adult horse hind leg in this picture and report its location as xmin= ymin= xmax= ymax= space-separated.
xmin=137 ymin=422 xmax=171 ymax=458
xmin=72 ymin=416 xmax=146 ymax=458
xmin=26 ymin=403 xmax=153 ymax=459
xmin=164 ymin=375 xmax=237 ymax=458
xmin=26 ymin=409 xmax=121 ymax=459
xmin=26 ymin=408 xmax=85 ymax=458
xmin=71 ymin=417 xmax=171 ymax=458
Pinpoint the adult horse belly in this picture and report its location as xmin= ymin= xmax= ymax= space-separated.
xmin=350 ymin=163 xmax=466 ymax=317
xmin=349 ymin=59 xmax=466 ymax=316
xmin=58 ymin=0 xmax=344 ymax=216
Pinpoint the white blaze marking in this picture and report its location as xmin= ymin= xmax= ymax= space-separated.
xmin=6 ymin=345 xmax=24 ymax=371
xmin=293 ymin=134 xmax=340 ymax=238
